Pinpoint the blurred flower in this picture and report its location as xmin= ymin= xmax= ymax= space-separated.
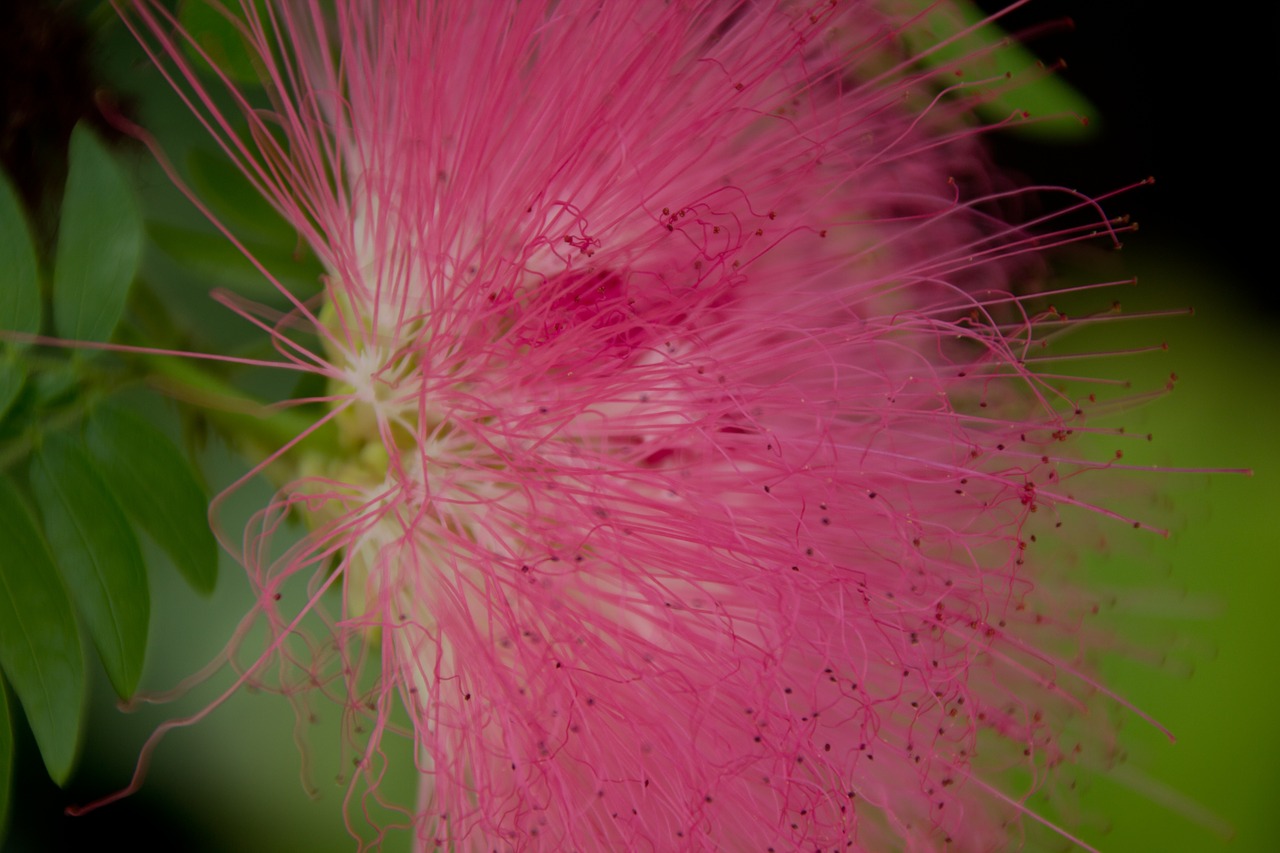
xmin=118 ymin=1 xmax=1154 ymax=849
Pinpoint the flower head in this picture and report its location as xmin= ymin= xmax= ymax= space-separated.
xmin=120 ymin=1 xmax=1157 ymax=849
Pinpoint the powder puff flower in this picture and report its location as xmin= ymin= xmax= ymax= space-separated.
xmin=112 ymin=0 xmax=1163 ymax=849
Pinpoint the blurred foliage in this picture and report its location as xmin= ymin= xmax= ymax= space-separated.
xmin=898 ymin=0 xmax=1098 ymax=138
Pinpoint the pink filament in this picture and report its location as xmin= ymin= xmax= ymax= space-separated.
xmin=107 ymin=1 xmax=1180 ymax=850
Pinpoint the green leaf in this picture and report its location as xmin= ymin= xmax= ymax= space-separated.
xmin=178 ymin=0 xmax=265 ymax=86
xmin=31 ymin=362 xmax=78 ymax=409
xmin=187 ymin=148 xmax=297 ymax=245
xmin=0 ymin=475 xmax=85 ymax=785
xmin=0 ymin=358 xmax=26 ymax=426
xmin=53 ymin=123 xmax=143 ymax=346
xmin=898 ymin=0 xmax=1098 ymax=140
xmin=149 ymin=220 xmax=323 ymax=300
xmin=0 ymin=168 xmax=41 ymax=339
xmin=0 ymin=682 xmax=11 ymax=845
xmin=85 ymin=405 xmax=219 ymax=596
xmin=32 ymin=434 xmax=149 ymax=700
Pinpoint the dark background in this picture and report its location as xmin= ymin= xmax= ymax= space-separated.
xmin=979 ymin=0 xmax=1274 ymax=302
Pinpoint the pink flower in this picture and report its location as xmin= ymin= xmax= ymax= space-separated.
xmin=119 ymin=1 xmax=1158 ymax=849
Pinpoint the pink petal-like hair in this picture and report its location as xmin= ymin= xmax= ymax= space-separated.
xmin=96 ymin=2 xmax=1195 ymax=849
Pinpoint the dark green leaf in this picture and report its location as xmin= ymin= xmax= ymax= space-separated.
xmin=53 ymin=123 xmax=143 ymax=346
xmin=31 ymin=362 xmax=78 ymax=409
xmin=0 ymin=681 xmax=11 ymax=844
xmin=187 ymin=148 xmax=297 ymax=244
xmin=0 ymin=358 xmax=26 ymax=426
xmin=149 ymin=220 xmax=323 ymax=300
xmin=32 ymin=435 xmax=149 ymax=700
xmin=0 ymin=169 xmax=41 ymax=339
xmin=0 ymin=475 xmax=85 ymax=785
xmin=85 ymin=405 xmax=218 ymax=595
xmin=178 ymin=0 xmax=265 ymax=85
